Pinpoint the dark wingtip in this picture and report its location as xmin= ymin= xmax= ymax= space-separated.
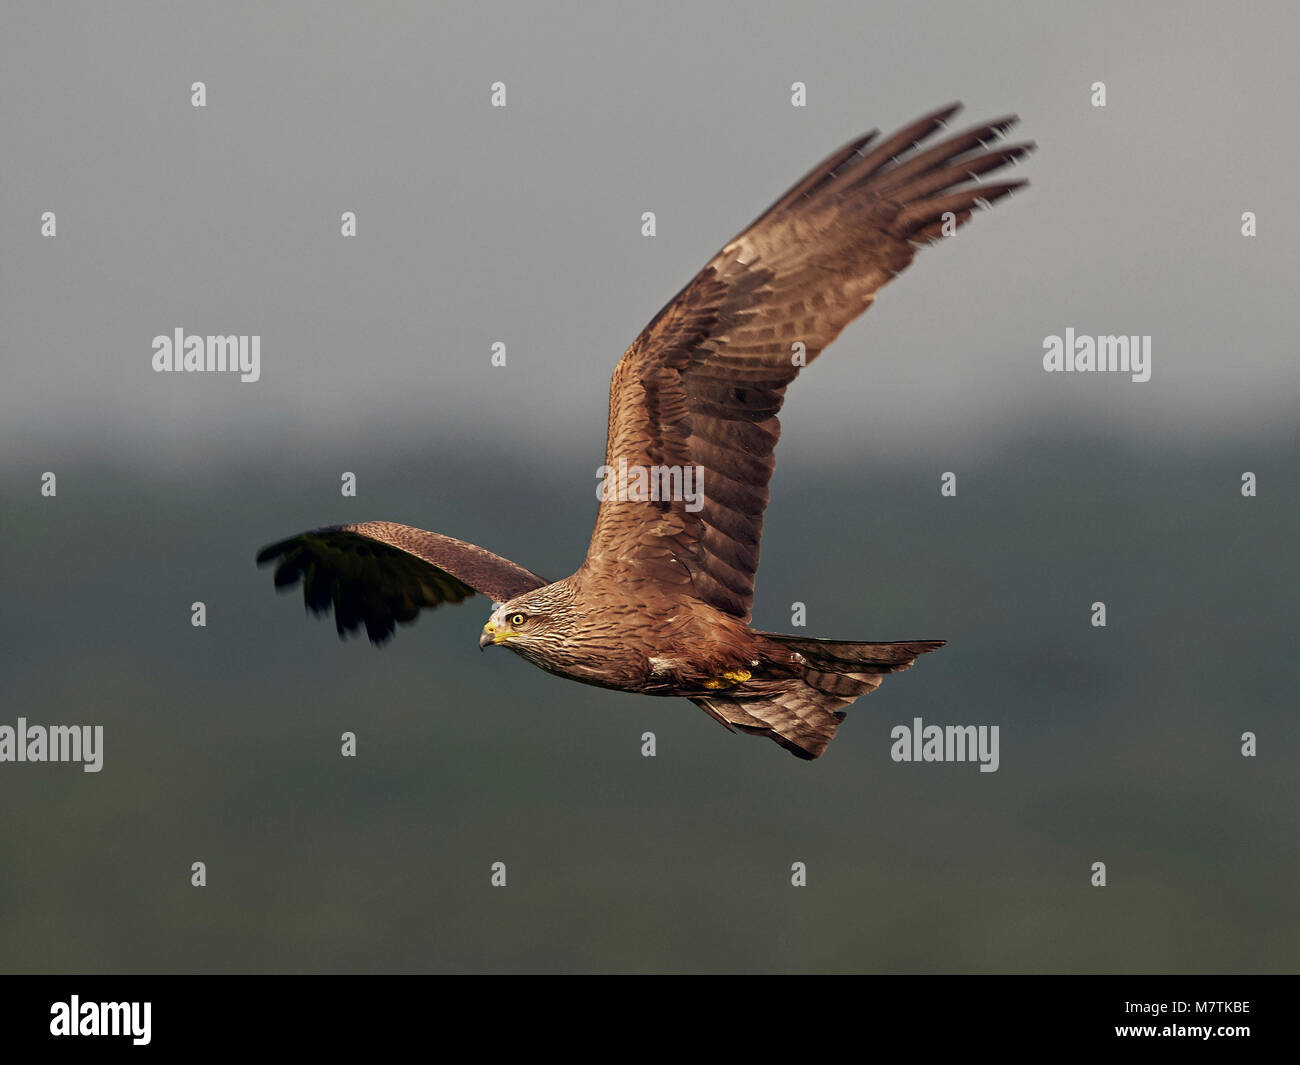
xmin=930 ymin=101 xmax=964 ymax=125
xmin=256 ymin=540 xmax=287 ymax=565
xmin=981 ymin=178 xmax=1031 ymax=202
xmin=982 ymin=113 xmax=1020 ymax=135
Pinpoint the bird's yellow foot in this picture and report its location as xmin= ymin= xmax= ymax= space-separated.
xmin=703 ymin=669 xmax=752 ymax=690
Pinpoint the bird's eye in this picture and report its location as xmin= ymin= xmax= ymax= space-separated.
xmin=510 ymin=613 xmax=526 ymax=627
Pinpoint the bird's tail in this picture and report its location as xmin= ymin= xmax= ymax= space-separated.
xmin=691 ymin=633 xmax=944 ymax=760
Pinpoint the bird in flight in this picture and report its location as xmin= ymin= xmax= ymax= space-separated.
xmin=258 ymin=103 xmax=1032 ymax=759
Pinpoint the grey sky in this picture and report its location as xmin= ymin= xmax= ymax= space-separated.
xmin=3 ymin=0 xmax=1297 ymax=475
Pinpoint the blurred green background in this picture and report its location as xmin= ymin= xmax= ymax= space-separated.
xmin=2 ymin=436 xmax=1294 ymax=973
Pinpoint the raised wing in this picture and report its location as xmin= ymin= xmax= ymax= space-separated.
xmin=257 ymin=521 xmax=547 ymax=643
xmin=585 ymin=103 xmax=1032 ymax=619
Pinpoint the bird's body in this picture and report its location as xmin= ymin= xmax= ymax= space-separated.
xmin=488 ymin=566 xmax=783 ymax=697
xmin=259 ymin=104 xmax=1032 ymax=758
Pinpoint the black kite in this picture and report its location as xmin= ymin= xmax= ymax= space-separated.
xmin=258 ymin=103 xmax=1033 ymax=758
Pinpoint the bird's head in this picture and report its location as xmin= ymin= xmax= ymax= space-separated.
xmin=479 ymin=583 xmax=573 ymax=662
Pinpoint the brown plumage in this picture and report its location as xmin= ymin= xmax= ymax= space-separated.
xmin=258 ymin=103 xmax=1032 ymax=759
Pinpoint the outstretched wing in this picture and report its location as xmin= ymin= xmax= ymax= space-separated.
xmin=585 ymin=103 xmax=1032 ymax=619
xmin=257 ymin=520 xmax=547 ymax=644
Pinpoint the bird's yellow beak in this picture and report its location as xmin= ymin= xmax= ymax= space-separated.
xmin=479 ymin=621 xmax=511 ymax=650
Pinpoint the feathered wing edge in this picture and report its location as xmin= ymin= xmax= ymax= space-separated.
xmin=256 ymin=520 xmax=546 ymax=644
xmin=586 ymin=104 xmax=1034 ymax=621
